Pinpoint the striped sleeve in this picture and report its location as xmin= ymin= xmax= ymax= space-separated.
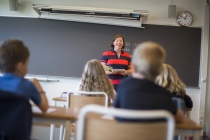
xmin=101 ymin=51 xmax=108 ymax=63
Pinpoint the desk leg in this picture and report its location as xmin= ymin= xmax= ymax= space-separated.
xmin=64 ymin=121 xmax=71 ymax=140
xmin=59 ymin=125 xmax=64 ymax=140
xmin=176 ymin=129 xmax=201 ymax=140
xmin=50 ymin=124 xmax=55 ymax=140
xmin=180 ymin=135 xmax=185 ymax=140
xmin=53 ymin=101 xmax=57 ymax=106
xmin=194 ymin=131 xmax=200 ymax=140
xmin=62 ymin=127 xmax=66 ymax=140
xmin=176 ymin=133 xmax=192 ymax=140
xmin=176 ymin=135 xmax=181 ymax=140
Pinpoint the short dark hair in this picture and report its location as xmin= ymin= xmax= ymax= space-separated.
xmin=0 ymin=39 xmax=30 ymax=73
xmin=110 ymin=34 xmax=125 ymax=49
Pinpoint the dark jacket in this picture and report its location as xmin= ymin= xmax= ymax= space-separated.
xmin=0 ymin=90 xmax=32 ymax=140
xmin=171 ymin=92 xmax=193 ymax=109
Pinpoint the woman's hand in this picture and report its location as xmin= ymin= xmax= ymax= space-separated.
xmin=121 ymin=70 xmax=128 ymax=76
xmin=106 ymin=70 xmax=120 ymax=75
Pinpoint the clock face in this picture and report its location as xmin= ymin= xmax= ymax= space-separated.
xmin=176 ymin=11 xmax=193 ymax=27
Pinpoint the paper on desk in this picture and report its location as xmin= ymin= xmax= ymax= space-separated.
xmin=32 ymin=106 xmax=56 ymax=113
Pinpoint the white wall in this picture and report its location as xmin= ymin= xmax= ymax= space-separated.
xmin=0 ymin=0 xmax=207 ymax=124
xmin=38 ymin=76 xmax=81 ymax=105
xmin=0 ymin=0 xmax=204 ymax=27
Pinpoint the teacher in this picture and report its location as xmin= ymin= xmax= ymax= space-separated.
xmin=101 ymin=34 xmax=131 ymax=90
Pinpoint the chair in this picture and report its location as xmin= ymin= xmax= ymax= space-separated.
xmin=76 ymin=105 xmax=175 ymax=140
xmin=60 ymin=91 xmax=108 ymax=140
xmin=67 ymin=91 xmax=109 ymax=108
xmin=0 ymin=90 xmax=32 ymax=140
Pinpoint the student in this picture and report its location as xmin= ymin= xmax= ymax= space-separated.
xmin=0 ymin=39 xmax=48 ymax=112
xmin=156 ymin=64 xmax=193 ymax=109
xmin=101 ymin=34 xmax=132 ymax=90
xmin=77 ymin=59 xmax=115 ymax=105
xmin=114 ymin=41 xmax=184 ymax=123
xmin=71 ymin=59 xmax=116 ymax=132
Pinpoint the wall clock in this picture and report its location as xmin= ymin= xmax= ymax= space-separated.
xmin=176 ymin=11 xmax=193 ymax=27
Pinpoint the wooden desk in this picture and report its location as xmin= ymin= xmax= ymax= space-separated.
xmin=52 ymin=97 xmax=67 ymax=107
xmin=33 ymin=106 xmax=78 ymax=140
xmin=33 ymin=106 xmax=202 ymax=140
xmin=176 ymin=118 xmax=202 ymax=140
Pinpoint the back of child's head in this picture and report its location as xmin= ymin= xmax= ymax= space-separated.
xmin=156 ymin=64 xmax=186 ymax=95
xmin=0 ymin=39 xmax=30 ymax=73
xmin=82 ymin=59 xmax=106 ymax=81
xmin=132 ymin=41 xmax=166 ymax=80
xmin=80 ymin=59 xmax=114 ymax=99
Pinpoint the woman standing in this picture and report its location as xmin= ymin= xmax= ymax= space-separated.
xmin=101 ymin=34 xmax=132 ymax=90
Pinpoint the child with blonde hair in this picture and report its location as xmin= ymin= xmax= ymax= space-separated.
xmin=78 ymin=59 xmax=115 ymax=105
xmin=156 ymin=64 xmax=193 ymax=109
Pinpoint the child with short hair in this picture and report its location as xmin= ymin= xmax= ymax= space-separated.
xmin=114 ymin=41 xmax=184 ymax=123
xmin=0 ymin=39 xmax=48 ymax=112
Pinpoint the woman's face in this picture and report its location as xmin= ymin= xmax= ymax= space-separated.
xmin=113 ymin=37 xmax=124 ymax=51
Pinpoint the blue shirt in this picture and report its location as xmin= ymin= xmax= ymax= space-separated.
xmin=0 ymin=73 xmax=41 ymax=105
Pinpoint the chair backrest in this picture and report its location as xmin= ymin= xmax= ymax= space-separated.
xmin=0 ymin=90 xmax=32 ymax=140
xmin=76 ymin=105 xmax=175 ymax=140
xmin=67 ymin=91 xmax=108 ymax=108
